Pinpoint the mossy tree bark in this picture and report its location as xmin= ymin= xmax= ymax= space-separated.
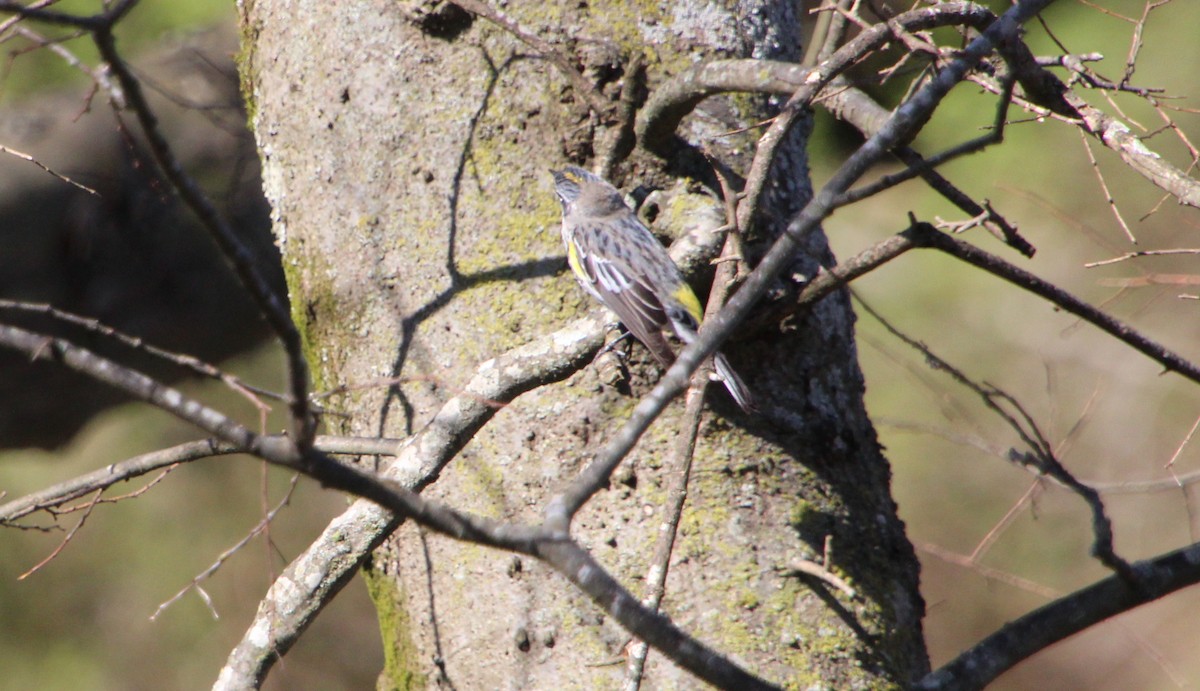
xmin=238 ymin=0 xmax=927 ymax=687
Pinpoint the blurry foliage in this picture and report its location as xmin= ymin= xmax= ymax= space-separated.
xmin=815 ymin=1 xmax=1200 ymax=689
xmin=0 ymin=0 xmax=231 ymax=101
xmin=0 ymin=345 xmax=383 ymax=691
xmin=0 ymin=5 xmax=379 ymax=690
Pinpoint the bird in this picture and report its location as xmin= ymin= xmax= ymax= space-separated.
xmin=551 ymin=166 xmax=755 ymax=413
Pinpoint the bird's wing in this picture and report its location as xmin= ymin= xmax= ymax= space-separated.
xmin=570 ymin=222 xmax=676 ymax=368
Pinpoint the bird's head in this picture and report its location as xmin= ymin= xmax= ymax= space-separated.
xmin=550 ymin=166 xmax=626 ymax=216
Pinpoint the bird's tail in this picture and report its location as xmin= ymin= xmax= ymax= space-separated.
xmin=713 ymin=352 xmax=756 ymax=414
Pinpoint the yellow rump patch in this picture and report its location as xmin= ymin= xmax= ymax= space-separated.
xmin=567 ymin=240 xmax=587 ymax=283
xmin=673 ymin=284 xmax=703 ymax=322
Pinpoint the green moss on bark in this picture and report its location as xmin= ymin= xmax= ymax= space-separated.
xmin=363 ymin=564 xmax=426 ymax=691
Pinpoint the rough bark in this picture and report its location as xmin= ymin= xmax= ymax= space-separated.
xmin=238 ymin=0 xmax=926 ymax=687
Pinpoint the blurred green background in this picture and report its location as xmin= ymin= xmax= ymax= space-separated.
xmin=0 ymin=2 xmax=382 ymax=689
xmin=2 ymin=0 xmax=1199 ymax=689
xmin=0 ymin=348 xmax=383 ymax=690
xmin=820 ymin=1 xmax=1200 ymax=689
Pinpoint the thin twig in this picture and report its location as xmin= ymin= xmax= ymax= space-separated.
xmin=1085 ymin=248 xmax=1200 ymax=268
xmin=855 ymin=284 xmax=1134 ymax=579
xmin=0 ymin=433 xmax=404 ymax=525
xmin=1079 ymin=129 xmax=1137 ymax=243
xmin=0 ymin=143 xmax=99 ymax=195
xmin=917 ymin=541 xmax=1059 ymax=599
xmin=0 ymin=0 xmax=139 ymax=31
xmin=624 ymin=160 xmax=742 ymax=691
xmin=970 ymin=481 xmax=1042 ymax=563
xmin=18 ymin=489 xmax=102 ymax=579
xmin=0 ymin=439 xmax=236 ymax=524
xmin=0 ymin=299 xmax=284 ymax=404
xmin=780 ymin=557 xmax=859 ymax=599
xmin=10 ymin=24 xmax=123 ymax=106
xmin=1165 ymin=412 xmax=1200 ymax=471
xmin=0 ymin=0 xmax=54 ymax=34
xmin=151 ymin=474 xmax=300 ymax=621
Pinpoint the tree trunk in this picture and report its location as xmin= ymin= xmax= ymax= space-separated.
xmin=238 ymin=0 xmax=927 ymax=687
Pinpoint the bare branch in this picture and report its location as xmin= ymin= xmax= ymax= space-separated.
xmin=0 ymin=439 xmax=237 ymax=524
xmin=855 ymin=289 xmax=1133 ymax=578
xmin=218 ymin=312 xmax=726 ymax=686
xmin=87 ymin=21 xmax=314 ymax=443
xmin=0 ymin=435 xmax=402 ymax=525
xmin=0 ymin=319 xmax=551 ymax=550
xmin=621 ymin=372 xmax=707 ymax=691
xmin=0 ymin=316 xmax=769 ymax=688
xmin=636 ymin=2 xmax=999 ymax=152
xmin=624 ymin=166 xmax=743 ymax=691
xmin=831 ymin=75 xmax=1015 ymax=208
xmin=0 ymin=0 xmax=138 ymax=30
xmin=915 ymin=541 xmax=1200 ymax=690
xmin=0 ymin=300 xmax=286 ymax=403
xmin=212 ymin=304 xmax=776 ymax=687
xmin=639 ymin=57 xmax=1033 ymax=254
xmin=997 ymin=25 xmax=1200 ymax=208
xmin=538 ymin=539 xmax=778 ymax=691
xmin=911 ymin=225 xmax=1200 ymax=387
xmin=0 ymin=322 xmax=263 ymax=448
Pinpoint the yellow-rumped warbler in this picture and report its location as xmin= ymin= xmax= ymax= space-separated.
xmin=551 ymin=166 xmax=754 ymax=413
